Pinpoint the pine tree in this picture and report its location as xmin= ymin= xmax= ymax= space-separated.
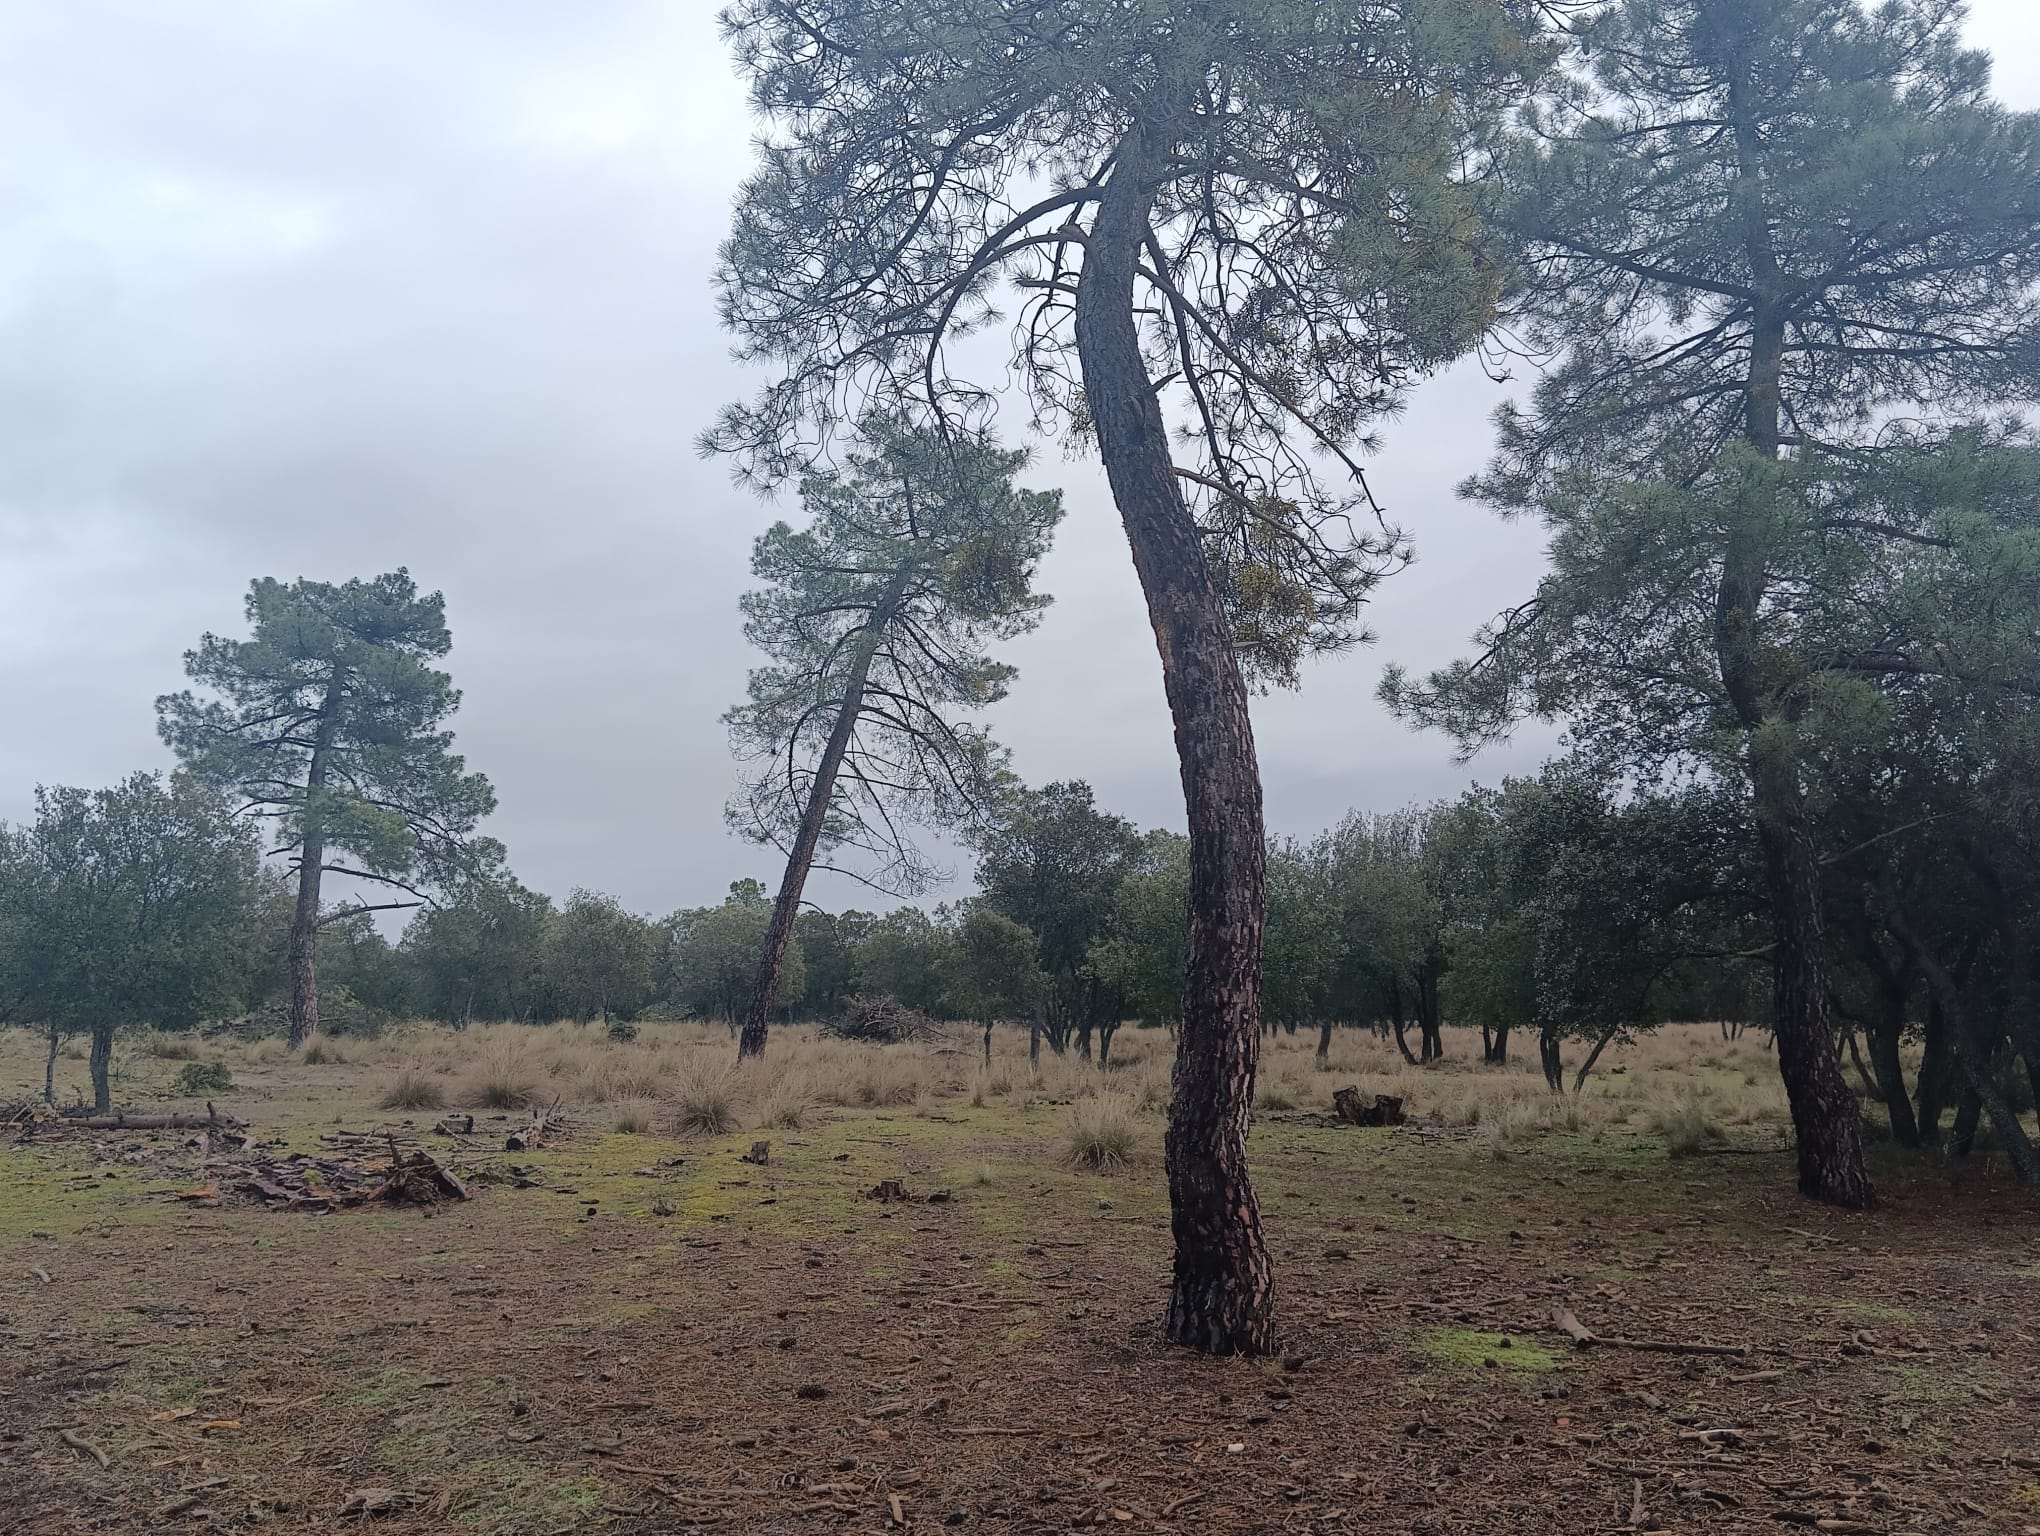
xmin=709 ymin=0 xmax=1532 ymax=1355
xmin=158 ymin=572 xmax=498 ymax=1048
xmin=726 ymin=415 xmax=1062 ymax=1061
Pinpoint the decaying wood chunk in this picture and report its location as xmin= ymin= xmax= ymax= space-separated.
xmin=1331 ymin=1088 xmax=1406 ymax=1127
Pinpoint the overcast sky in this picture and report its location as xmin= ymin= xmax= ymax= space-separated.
xmin=2 ymin=2 xmax=2036 ymax=920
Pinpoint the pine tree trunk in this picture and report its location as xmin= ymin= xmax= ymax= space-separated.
xmin=287 ymin=835 xmax=324 ymax=1051
xmin=1713 ymin=289 xmax=1872 ymax=1207
xmin=1718 ymin=67 xmax=1875 ymax=1206
xmin=288 ymin=678 xmax=343 ymax=1051
xmin=1751 ymin=802 xmax=1874 ymax=1204
xmin=737 ymin=585 xmax=902 ymax=1062
xmin=1076 ymin=114 xmax=1273 ymax=1357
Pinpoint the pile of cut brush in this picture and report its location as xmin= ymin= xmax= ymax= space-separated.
xmin=185 ymin=1137 xmax=469 ymax=1213
xmin=824 ymin=992 xmax=940 ymax=1044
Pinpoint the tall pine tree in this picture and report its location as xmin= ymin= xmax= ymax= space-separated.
xmin=710 ymin=0 xmax=1533 ymax=1355
xmin=159 ymin=572 xmax=498 ymax=1047
xmin=726 ymin=415 xmax=1062 ymax=1061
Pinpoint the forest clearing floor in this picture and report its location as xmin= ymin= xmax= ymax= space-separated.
xmin=0 ymin=1023 xmax=2035 ymax=1535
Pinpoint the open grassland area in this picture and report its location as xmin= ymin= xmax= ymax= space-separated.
xmin=1 ymin=1022 xmax=2035 ymax=1535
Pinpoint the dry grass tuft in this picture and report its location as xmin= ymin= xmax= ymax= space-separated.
xmin=1062 ymin=1093 xmax=1140 ymax=1171
xmin=612 ymin=1100 xmax=656 ymax=1135
xmin=671 ymin=1060 xmax=743 ymax=1136
xmin=143 ymin=1032 xmax=204 ymax=1061
xmin=1649 ymin=1094 xmax=1727 ymax=1157
xmin=752 ymin=1071 xmax=815 ymax=1131
xmin=466 ymin=1047 xmax=538 ymax=1110
xmin=378 ymin=1070 xmax=445 ymax=1112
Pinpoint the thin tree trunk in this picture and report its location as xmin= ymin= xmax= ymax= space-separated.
xmin=288 ymin=675 xmax=345 ymax=1050
xmin=1572 ymin=1022 xmax=1623 ymax=1095
xmin=1077 ymin=113 xmax=1272 ymax=1357
xmin=737 ymin=582 xmax=903 ymax=1063
xmin=1890 ymin=910 xmax=2038 ymax=1182
xmin=1869 ymin=1011 xmax=1921 ymax=1149
xmin=1029 ymin=1021 xmax=1041 ymax=1066
xmin=1491 ymin=1022 xmax=1510 ymax=1065
xmin=1718 ymin=77 xmax=1873 ymax=1210
xmin=1949 ymin=1088 xmax=1982 ymax=1159
xmin=88 ymin=1023 xmax=113 ymax=1113
xmin=1538 ymin=1027 xmax=1564 ymax=1094
xmin=1915 ymin=1001 xmax=1954 ymax=1146
xmin=1316 ymin=1018 xmax=1333 ymax=1066
xmin=44 ymin=1024 xmax=59 ymax=1106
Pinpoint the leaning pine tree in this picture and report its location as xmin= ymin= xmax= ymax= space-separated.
xmin=158 ymin=572 xmax=499 ymax=1048
xmin=1383 ymin=0 xmax=2040 ymax=1206
xmin=726 ymin=415 xmax=1063 ymax=1061
xmin=708 ymin=0 xmax=1533 ymax=1352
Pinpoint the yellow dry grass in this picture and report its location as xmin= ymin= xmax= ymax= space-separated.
xmin=0 ymin=1015 xmax=1801 ymax=1160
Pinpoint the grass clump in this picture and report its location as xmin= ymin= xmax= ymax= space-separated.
xmin=378 ymin=1070 xmax=445 ymax=1112
xmin=146 ymin=1032 xmax=204 ymax=1061
xmin=468 ymin=1051 xmax=537 ymax=1110
xmin=1649 ymin=1094 xmax=1727 ymax=1157
xmin=671 ymin=1061 xmax=742 ymax=1136
xmin=170 ymin=1061 xmax=234 ymax=1096
xmin=612 ymin=1100 xmax=655 ymax=1135
xmin=753 ymin=1074 xmax=815 ymax=1130
xmin=1062 ymin=1093 xmax=1139 ymax=1171
xmin=299 ymin=1039 xmax=345 ymax=1065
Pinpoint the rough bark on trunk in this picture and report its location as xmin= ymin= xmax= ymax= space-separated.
xmin=1076 ymin=113 xmax=1272 ymax=1356
xmin=737 ymin=585 xmax=902 ymax=1062
xmin=88 ymin=1023 xmax=113 ymax=1113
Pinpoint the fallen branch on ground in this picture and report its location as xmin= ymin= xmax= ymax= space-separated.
xmin=1554 ymin=1306 xmax=1750 ymax=1358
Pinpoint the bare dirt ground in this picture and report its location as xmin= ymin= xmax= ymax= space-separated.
xmin=1 ymin=1023 xmax=2035 ymax=1535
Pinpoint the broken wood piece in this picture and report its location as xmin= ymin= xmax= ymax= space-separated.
xmin=1331 ymin=1086 xmax=1406 ymax=1126
xmin=505 ymin=1097 xmax=564 ymax=1152
xmin=1552 ymin=1306 xmax=1749 ymax=1357
xmin=57 ymin=1427 xmax=110 ymax=1468
xmin=52 ymin=1107 xmax=244 ymax=1131
xmin=888 ymin=1492 xmax=906 ymax=1525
